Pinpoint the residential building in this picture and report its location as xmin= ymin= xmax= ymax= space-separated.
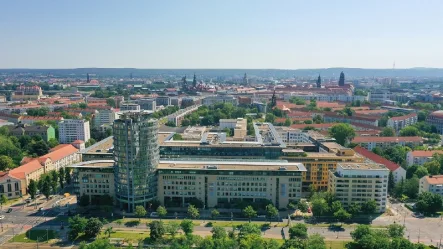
xmin=328 ymin=163 xmax=389 ymax=213
xmin=407 ymin=150 xmax=443 ymax=166
xmin=426 ymin=110 xmax=443 ymax=134
xmin=166 ymin=104 xmax=200 ymax=126
xmin=120 ymin=102 xmax=141 ymax=111
xmin=156 ymin=96 xmax=171 ymax=107
xmin=354 ymin=146 xmax=406 ymax=183
xmin=369 ymin=90 xmax=392 ymax=103
xmin=94 ymin=108 xmax=117 ymax=128
xmin=137 ymin=98 xmax=156 ymax=111
xmin=157 ymin=160 xmax=305 ymax=209
xmin=202 ymin=95 xmax=238 ymax=106
xmin=44 ymin=144 xmax=81 ymax=171
xmin=72 ymin=160 xmax=115 ymax=203
xmin=0 ymin=171 xmax=27 ymax=198
xmin=323 ymin=112 xmax=379 ymax=127
xmin=351 ymin=136 xmax=423 ymax=151
xmin=59 ymin=119 xmax=90 ymax=144
xmin=113 ymin=112 xmax=159 ymax=212
xmin=419 ymin=175 xmax=443 ymax=197
xmin=20 ymin=116 xmax=64 ymax=125
xmin=9 ymin=159 xmax=45 ymax=186
xmin=7 ymin=125 xmax=56 ymax=141
xmin=387 ymin=113 xmax=418 ymax=133
xmin=11 ymin=85 xmax=43 ymax=101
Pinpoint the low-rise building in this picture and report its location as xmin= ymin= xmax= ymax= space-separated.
xmin=406 ymin=150 xmax=443 ymax=166
xmin=219 ymin=118 xmax=247 ymax=140
xmin=157 ymin=160 xmax=306 ymax=209
xmin=351 ymin=136 xmax=423 ymax=151
xmin=328 ymin=163 xmax=389 ymax=213
xmin=137 ymin=98 xmax=156 ymax=111
xmin=419 ymin=175 xmax=443 ymax=197
xmin=120 ymin=102 xmax=141 ymax=111
xmin=387 ymin=113 xmax=418 ymax=133
xmin=11 ymin=85 xmax=43 ymax=101
xmin=426 ymin=110 xmax=443 ymax=134
xmin=0 ymin=171 xmax=27 ymax=198
xmin=7 ymin=125 xmax=56 ymax=141
xmin=202 ymin=95 xmax=238 ymax=106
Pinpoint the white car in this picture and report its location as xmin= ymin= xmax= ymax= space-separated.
xmin=150 ymin=212 xmax=159 ymax=218
xmin=0 ymin=215 xmax=5 ymax=220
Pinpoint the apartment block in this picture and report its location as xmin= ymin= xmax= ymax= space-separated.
xmin=406 ymin=150 xmax=443 ymax=166
xmin=202 ymin=95 xmax=238 ymax=106
xmin=59 ymin=119 xmax=90 ymax=144
xmin=137 ymin=98 xmax=157 ymax=111
xmin=387 ymin=113 xmax=418 ymax=133
xmin=120 ymin=102 xmax=141 ymax=111
xmin=426 ymin=111 xmax=443 ymax=134
xmin=157 ymin=160 xmax=305 ymax=209
xmin=419 ymin=175 xmax=443 ymax=197
xmin=94 ymin=108 xmax=118 ymax=128
xmin=328 ymin=163 xmax=389 ymax=213
xmin=351 ymin=136 xmax=423 ymax=151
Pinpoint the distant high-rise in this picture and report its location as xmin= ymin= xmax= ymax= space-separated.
xmin=87 ymin=73 xmax=90 ymax=83
xmin=192 ymin=73 xmax=197 ymax=87
xmin=130 ymin=73 xmax=133 ymax=79
xmin=113 ymin=113 xmax=159 ymax=212
xmin=242 ymin=73 xmax=249 ymax=86
xmin=339 ymin=71 xmax=345 ymax=86
xmin=316 ymin=75 xmax=321 ymax=88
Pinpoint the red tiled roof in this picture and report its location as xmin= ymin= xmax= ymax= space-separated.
xmin=352 ymin=136 xmax=423 ymax=143
xmin=290 ymin=123 xmax=334 ymax=129
xmin=423 ymin=175 xmax=443 ymax=185
xmin=354 ymin=146 xmax=400 ymax=171
xmin=9 ymin=159 xmax=43 ymax=177
xmin=44 ymin=144 xmax=78 ymax=162
xmin=389 ymin=113 xmax=417 ymax=121
xmin=50 ymin=144 xmax=70 ymax=152
xmin=410 ymin=150 xmax=443 ymax=157
xmin=72 ymin=140 xmax=84 ymax=144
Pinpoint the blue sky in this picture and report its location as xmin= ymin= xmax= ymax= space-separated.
xmin=1 ymin=0 xmax=443 ymax=69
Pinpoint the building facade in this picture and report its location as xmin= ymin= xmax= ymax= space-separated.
xmin=328 ymin=163 xmax=389 ymax=213
xmin=426 ymin=111 xmax=443 ymax=134
xmin=59 ymin=119 xmax=90 ymax=144
xmin=419 ymin=175 xmax=443 ymax=197
xmin=94 ymin=109 xmax=117 ymax=128
xmin=387 ymin=113 xmax=418 ymax=133
xmin=351 ymin=136 xmax=423 ymax=151
xmin=157 ymin=160 xmax=305 ymax=209
xmin=113 ymin=113 xmax=159 ymax=212
xmin=137 ymin=98 xmax=157 ymax=111
xmin=202 ymin=95 xmax=238 ymax=106
xmin=406 ymin=150 xmax=443 ymax=166
xmin=120 ymin=103 xmax=141 ymax=112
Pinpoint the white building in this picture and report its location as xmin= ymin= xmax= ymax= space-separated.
xmin=94 ymin=108 xmax=117 ymax=128
xmin=59 ymin=119 xmax=91 ymax=144
xmin=202 ymin=95 xmax=238 ymax=106
xmin=419 ymin=175 xmax=443 ymax=197
xmin=369 ymin=90 xmax=392 ymax=103
xmin=387 ymin=113 xmax=418 ymax=133
xmin=328 ymin=163 xmax=389 ymax=213
xmin=406 ymin=150 xmax=443 ymax=166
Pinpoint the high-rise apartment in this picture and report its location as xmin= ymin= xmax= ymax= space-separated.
xmin=58 ymin=119 xmax=90 ymax=144
xmin=113 ymin=112 xmax=159 ymax=212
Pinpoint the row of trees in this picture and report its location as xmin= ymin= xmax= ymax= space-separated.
xmin=28 ymin=167 xmax=71 ymax=200
xmin=69 ymin=215 xmax=104 ymax=240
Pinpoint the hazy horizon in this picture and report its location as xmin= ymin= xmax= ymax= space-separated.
xmin=2 ymin=0 xmax=443 ymax=69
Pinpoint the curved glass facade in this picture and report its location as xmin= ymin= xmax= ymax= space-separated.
xmin=113 ymin=113 xmax=159 ymax=212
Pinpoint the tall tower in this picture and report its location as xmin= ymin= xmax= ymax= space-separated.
xmin=338 ymin=71 xmax=345 ymax=87
xmin=87 ymin=73 xmax=90 ymax=83
xmin=192 ymin=73 xmax=197 ymax=88
xmin=316 ymin=74 xmax=321 ymax=88
xmin=243 ymin=73 xmax=249 ymax=86
xmin=113 ymin=112 xmax=159 ymax=212
xmin=130 ymin=73 xmax=133 ymax=79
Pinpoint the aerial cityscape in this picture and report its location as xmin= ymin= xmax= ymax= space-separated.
xmin=1 ymin=1 xmax=443 ymax=249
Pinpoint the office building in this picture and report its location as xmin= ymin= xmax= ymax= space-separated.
xmin=94 ymin=108 xmax=118 ymax=128
xmin=369 ymin=90 xmax=392 ymax=103
xmin=59 ymin=119 xmax=90 ymax=144
xmin=328 ymin=163 xmax=389 ymax=213
xmin=219 ymin=118 xmax=247 ymax=140
xmin=156 ymin=96 xmax=171 ymax=107
xmin=137 ymin=98 xmax=156 ymax=111
xmin=157 ymin=160 xmax=305 ymax=209
xmin=113 ymin=112 xmax=159 ymax=212
xmin=72 ymin=160 xmax=115 ymax=203
xmin=419 ymin=175 xmax=443 ymax=197
xmin=120 ymin=102 xmax=141 ymax=111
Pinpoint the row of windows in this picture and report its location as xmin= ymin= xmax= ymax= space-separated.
xmin=162 ymin=175 xmax=196 ymax=180
xmin=0 ymin=183 xmax=20 ymax=193
xmin=164 ymin=186 xmax=196 ymax=190
xmin=85 ymin=189 xmax=111 ymax=194
xmin=217 ymin=192 xmax=267 ymax=197
xmin=164 ymin=191 xmax=196 ymax=196
xmin=217 ymin=182 xmax=267 ymax=187
xmin=163 ymin=181 xmax=197 ymax=185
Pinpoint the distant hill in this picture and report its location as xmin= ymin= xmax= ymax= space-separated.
xmin=2 ymin=68 xmax=443 ymax=78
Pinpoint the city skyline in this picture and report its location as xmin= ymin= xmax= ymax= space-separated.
xmin=2 ymin=0 xmax=443 ymax=69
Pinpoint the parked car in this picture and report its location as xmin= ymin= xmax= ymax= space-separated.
xmin=150 ymin=212 xmax=159 ymax=218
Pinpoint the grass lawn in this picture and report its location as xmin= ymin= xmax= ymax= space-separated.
xmin=10 ymin=230 xmax=57 ymax=243
xmin=104 ymin=230 xmax=149 ymax=241
xmin=114 ymin=218 xmax=201 ymax=226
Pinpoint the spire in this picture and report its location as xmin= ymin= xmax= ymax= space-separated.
xmin=87 ymin=73 xmax=90 ymax=83
xmin=316 ymin=74 xmax=321 ymax=88
xmin=192 ymin=73 xmax=197 ymax=87
xmin=339 ymin=71 xmax=345 ymax=87
xmin=271 ymin=90 xmax=277 ymax=107
xmin=243 ymin=73 xmax=248 ymax=86
xmin=182 ymin=75 xmax=187 ymax=90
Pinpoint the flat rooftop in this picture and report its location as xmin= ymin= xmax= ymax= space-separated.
xmin=337 ymin=162 xmax=387 ymax=170
xmin=84 ymin=136 xmax=114 ymax=153
xmin=71 ymin=160 xmax=114 ymax=168
xmin=158 ymin=160 xmax=306 ymax=172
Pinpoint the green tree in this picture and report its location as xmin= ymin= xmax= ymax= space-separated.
xmin=311 ymin=198 xmax=329 ymax=217
xmin=0 ymin=155 xmax=15 ymax=171
xmin=361 ymin=200 xmax=377 ymax=214
xmin=85 ymin=217 xmax=103 ymax=238
xmin=29 ymin=140 xmax=49 ymax=156
xmin=414 ymin=166 xmax=428 ymax=178
xmin=149 ymin=220 xmax=165 ymax=241
xmin=388 ymin=171 xmax=395 ymax=194
xmin=423 ymin=160 xmax=440 ymax=175
xmin=211 ymin=209 xmax=220 ymax=220
xmin=297 ymin=200 xmax=309 ymax=213
xmin=79 ymin=194 xmax=90 ymax=206
xmin=48 ymin=138 xmax=59 ymax=148
xmin=165 ymin=222 xmax=180 ymax=237
xmin=380 ymin=127 xmax=395 ymax=137
xmin=243 ymin=205 xmax=257 ymax=222
xmin=415 ymin=191 xmax=443 ymax=214
xmin=172 ymin=133 xmax=183 ymax=140
xmin=211 ymin=226 xmax=227 ymax=239
xmin=106 ymin=98 xmax=116 ymax=108
xmin=313 ymin=115 xmax=323 ymax=124
xmin=105 ymin=226 xmax=113 ymax=238
xmin=0 ymin=194 xmax=7 ymax=211
xmin=306 ymin=233 xmax=327 ymax=249
xmin=288 ymin=223 xmax=308 ymax=240
xmin=399 ymin=126 xmax=420 ymax=136
xmin=50 ymin=170 xmax=59 ymax=194
xmin=68 ymin=215 xmax=88 ymax=240
xmin=58 ymin=167 xmax=65 ymax=189
xmin=387 ymin=223 xmax=405 ymax=238
xmin=135 ymin=205 xmax=147 ymax=220
xmin=265 ymin=204 xmax=279 ymax=222
xmin=65 ymin=167 xmax=72 ymax=184
xmin=41 ymin=175 xmax=51 ymax=199
xmin=328 ymin=123 xmax=355 ymax=146
xmin=238 ymin=223 xmax=261 ymax=239
xmin=350 ymin=224 xmax=371 ymax=241
xmin=265 ymin=113 xmax=275 ymax=123
xmin=187 ymin=204 xmax=200 ymax=219
xmin=347 ymin=203 xmax=361 ymax=216
xmin=180 ymin=219 xmax=194 ymax=235
xmin=156 ymin=205 xmax=167 ymax=220
xmin=330 ymin=201 xmax=343 ymax=213
xmin=28 ymin=179 xmax=37 ymax=200
xmin=404 ymin=176 xmax=419 ymax=199
xmin=333 ymin=208 xmax=351 ymax=224
xmin=284 ymin=118 xmax=292 ymax=126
